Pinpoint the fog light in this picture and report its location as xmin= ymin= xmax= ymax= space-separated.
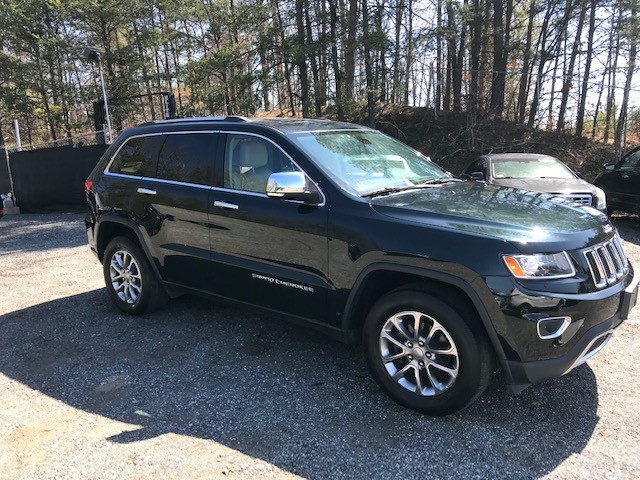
xmin=537 ymin=316 xmax=572 ymax=340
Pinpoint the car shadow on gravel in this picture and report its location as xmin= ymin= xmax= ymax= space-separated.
xmin=0 ymin=290 xmax=600 ymax=479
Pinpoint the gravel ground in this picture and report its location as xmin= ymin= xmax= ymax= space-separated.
xmin=0 ymin=213 xmax=639 ymax=480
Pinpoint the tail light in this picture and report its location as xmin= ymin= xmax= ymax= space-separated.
xmin=84 ymin=179 xmax=93 ymax=194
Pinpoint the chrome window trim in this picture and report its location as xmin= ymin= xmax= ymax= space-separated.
xmin=137 ymin=176 xmax=212 ymax=191
xmin=102 ymin=129 xmax=327 ymax=207
xmin=211 ymin=186 xmax=267 ymax=198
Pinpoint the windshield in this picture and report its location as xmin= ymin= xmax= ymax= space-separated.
xmin=289 ymin=130 xmax=448 ymax=195
xmin=492 ymin=157 xmax=576 ymax=179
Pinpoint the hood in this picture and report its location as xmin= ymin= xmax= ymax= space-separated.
xmin=369 ymin=181 xmax=612 ymax=253
xmin=489 ymin=177 xmax=597 ymax=195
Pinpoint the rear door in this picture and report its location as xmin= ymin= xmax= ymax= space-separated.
xmin=131 ymin=132 xmax=219 ymax=290
xmin=207 ymin=132 xmax=330 ymax=321
xmin=601 ymin=147 xmax=640 ymax=212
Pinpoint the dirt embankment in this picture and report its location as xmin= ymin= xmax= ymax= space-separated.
xmin=329 ymin=105 xmax=627 ymax=182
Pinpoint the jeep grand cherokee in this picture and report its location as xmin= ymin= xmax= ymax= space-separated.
xmin=85 ymin=117 xmax=639 ymax=415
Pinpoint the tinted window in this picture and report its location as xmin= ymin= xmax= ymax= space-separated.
xmin=224 ymin=134 xmax=299 ymax=193
xmin=620 ymin=149 xmax=640 ymax=170
xmin=157 ymin=133 xmax=216 ymax=185
xmin=464 ymin=159 xmax=483 ymax=175
xmin=109 ymin=136 xmax=163 ymax=176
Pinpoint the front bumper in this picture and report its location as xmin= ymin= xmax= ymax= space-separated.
xmin=505 ymin=272 xmax=639 ymax=393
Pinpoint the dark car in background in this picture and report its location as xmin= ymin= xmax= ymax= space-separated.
xmin=594 ymin=146 xmax=640 ymax=217
xmin=462 ymin=153 xmax=607 ymax=212
xmin=85 ymin=117 xmax=637 ymax=415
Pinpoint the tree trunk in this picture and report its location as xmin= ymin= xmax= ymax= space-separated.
xmin=557 ymin=0 xmax=587 ymax=132
xmin=517 ymin=0 xmax=536 ymax=123
xmin=604 ymin=15 xmax=620 ymax=142
xmin=343 ymin=0 xmax=359 ymax=102
xmin=362 ymin=0 xmax=375 ymax=126
xmin=614 ymin=5 xmax=638 ymax=152
xmin=451 ymin=0 xmax=467 ymax=111
xmin=575 ymin=0 xmax=596 ymax=137
xmin=328 ymin=0 xmax=344 ymax=119
xmin=490 ymin=0 xmax=513 ymax=115
xmin=436 ymin=0 xmax=443 ymax=110
xmin=469 ymin=0 xmax=482 ymax=114
xmin=404 ymin=0 xmax=414 ymax=105
xmin=392 ymin=0 xmax=404 ymax=103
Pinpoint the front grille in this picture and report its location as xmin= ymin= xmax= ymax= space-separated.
xmin=558 ymin=193 xmax=592 ymax=206
xmin=583 ymin=235 xmax=629 ymax=289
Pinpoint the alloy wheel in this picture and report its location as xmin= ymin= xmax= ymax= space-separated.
xmin=379 ymin=310 xmax=459 ymax=396
xmin=109 ymin=249 xmax=143 ymax=304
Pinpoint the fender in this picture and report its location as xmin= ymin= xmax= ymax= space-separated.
xmin=95 ymin=213 xmax=164 ymax=283
xmin=342 ymin=262 xmax=512 ymax=384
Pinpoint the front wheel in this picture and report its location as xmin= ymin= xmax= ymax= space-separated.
xmin=363 ymin=289 xmax=493 ymax=415
xmin=103 ymin=236 xmax=167 ymax=314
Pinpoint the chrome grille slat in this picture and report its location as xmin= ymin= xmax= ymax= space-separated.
xmin=558 ymin=194 xmax=592 ymax=206
xmin=583 ymin=235 xmax=629 ymax=289
xmin=606 ymin=243 xmax=624 ymax=278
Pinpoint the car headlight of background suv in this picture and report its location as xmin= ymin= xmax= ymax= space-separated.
xmin=503 ymin=252 xmax=576 ymax=279
xmin=594 ymin=187 xmax=607 ymax=211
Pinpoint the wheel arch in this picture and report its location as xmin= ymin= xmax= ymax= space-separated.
xmin=96 ymin=216 xmax=163 ymax=282
xmin=342 ymin=263 xmax=512 ymax=383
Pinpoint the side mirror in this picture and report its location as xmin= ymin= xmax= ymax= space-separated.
xmin=469 ymin=171 xmax=485 ymax=181
xmin=604 ymin=163 xmax=615 ymax=171
xmin=266 ymin=171 xmax=322 ymax=205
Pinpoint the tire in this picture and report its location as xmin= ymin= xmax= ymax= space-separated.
xmin=103 ymin=236 xmax=168 ymax=314
xmin=518 ymin=303 xmax=532 ymax=317
xmin=362 ymin=288 xmax=493 ymax=416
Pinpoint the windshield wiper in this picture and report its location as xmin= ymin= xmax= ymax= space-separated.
xmin=420 ymin=177 xmax=464 ymax=185
xmin=362 ymin=179 xmax=461 ymax=198
xmin=361 ymin=185 xmax=434 ymax=198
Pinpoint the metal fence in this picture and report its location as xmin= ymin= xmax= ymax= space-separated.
xmin=6 ymin=130 xmax=107 ymax=153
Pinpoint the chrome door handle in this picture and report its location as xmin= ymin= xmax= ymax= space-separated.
xmin=137 ymin=187 xmax=157 ymax=195
xmin=213 ymin=200 xmax=239 ymax=210
xmin=622 ymin=174 xmax=630 ymax=178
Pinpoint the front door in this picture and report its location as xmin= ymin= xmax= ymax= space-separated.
xmin=602 ymin=147 xmax=640 ymax=212
xmin=207 ymin=132 xmax=330 ymax=322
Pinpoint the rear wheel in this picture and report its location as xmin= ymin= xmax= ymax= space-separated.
xmin=103 ymin=236 xmax=167 ymax=314
xmin=363 ymin=288 xmax=493 ymax=415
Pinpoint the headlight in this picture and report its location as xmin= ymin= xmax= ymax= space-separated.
xmin=594 ymin=187 xmax=607 ymax=210
xmin=503 ymin=252 xmax=575 ymax=279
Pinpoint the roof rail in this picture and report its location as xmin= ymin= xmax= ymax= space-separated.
xmin=141 ymin=116 xmax=250 ymax=126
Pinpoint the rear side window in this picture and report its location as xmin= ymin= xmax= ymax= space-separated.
xmin=157 ymin=133 xmax=216 ymax=185
xmin=109 ymin=136 xmax=163 ymax=176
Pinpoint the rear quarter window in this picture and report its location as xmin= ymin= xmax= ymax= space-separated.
xmin=109 ymin=136 xmax=163 ymax=176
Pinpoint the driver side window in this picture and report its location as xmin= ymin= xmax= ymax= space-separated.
xmin=620 ymin=150 xmax=640 ymax=170
xmin=224 ymin=134 xmax=299 ymax=194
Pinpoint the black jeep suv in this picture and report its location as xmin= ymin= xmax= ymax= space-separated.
xmin=86 ymin=117 xmax=638 ymax=415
